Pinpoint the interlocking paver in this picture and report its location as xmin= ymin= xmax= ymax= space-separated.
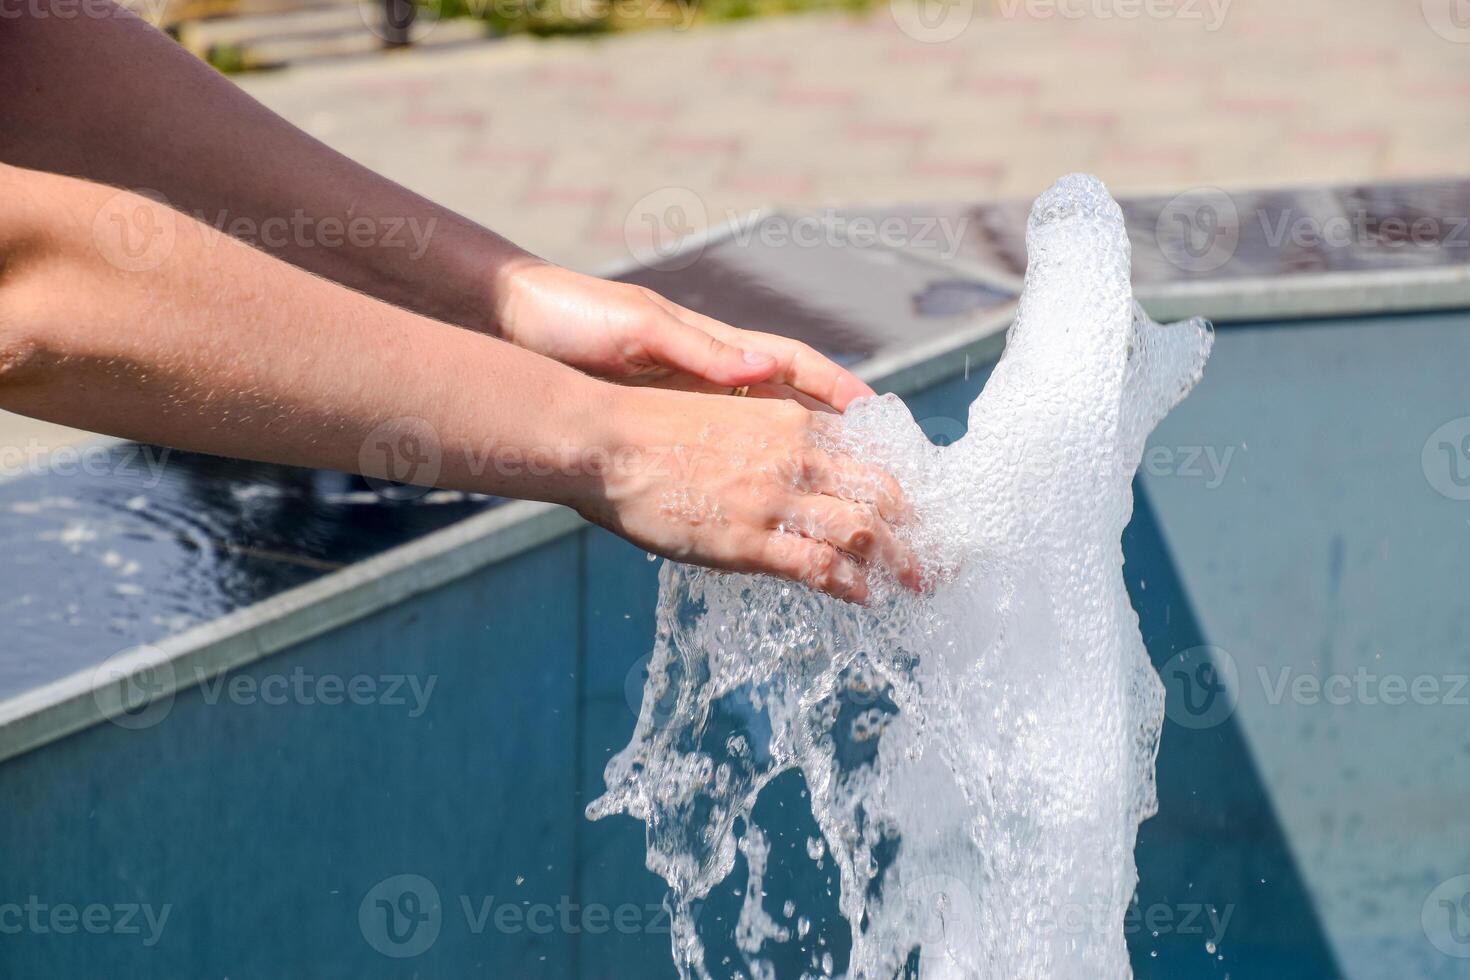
xmin=5 ymin=0 xmax=1469 ymax=449
xmin=186 ymin=4 xmax=1470 ymax=268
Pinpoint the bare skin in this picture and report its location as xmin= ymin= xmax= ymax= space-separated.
xmin=0 ymin=166 xmax=919 ymax=601
xmin=0 ymin=6 xmax=920 ymax=600
xmin=0 ymin=3 xmax=869 ymax=408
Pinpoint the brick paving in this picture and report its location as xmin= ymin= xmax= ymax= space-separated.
xmin=4 ymin=0 xmax=1468 ymax=448
xmin=235 ymin=0 xmax=1470 ymax=272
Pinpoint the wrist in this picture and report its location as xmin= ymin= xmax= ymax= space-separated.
xmin=481 ymin=248 xmax=555 ymax=343
xmin=551 ymin=381 xmax=668 ymax=524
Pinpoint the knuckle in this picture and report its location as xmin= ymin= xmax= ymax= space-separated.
xmin=812 ymin=546 xmax=837 ymax=577
xmin=847 ymin=524 xmax=875 ymax=553
xmin=796 ymin=451 xmax=823 ymax=486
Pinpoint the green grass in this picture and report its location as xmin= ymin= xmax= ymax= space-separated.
xmin=436 ymin=0 xmax=877 ymax=38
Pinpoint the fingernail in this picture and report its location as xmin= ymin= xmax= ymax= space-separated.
xmin=742 ymin=350 xmax=775 ymax=366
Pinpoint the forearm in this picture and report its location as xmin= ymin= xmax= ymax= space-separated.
xmin=0 ymin=4 xmax=529 ymax=334
xmin=0 ymin=164 xmax=610 ymax=505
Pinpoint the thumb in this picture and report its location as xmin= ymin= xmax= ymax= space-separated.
xmin=647 ymin=318 xmax=778 ymax=387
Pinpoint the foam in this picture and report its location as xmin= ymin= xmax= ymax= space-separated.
xmin=589 ymin=174 xmax=1213 ymax=979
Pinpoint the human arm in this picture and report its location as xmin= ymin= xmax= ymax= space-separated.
xmin=0 ymin=6 xmax=874 ymax=410
xmin=0 ymin=165 xmax=918 ymax=601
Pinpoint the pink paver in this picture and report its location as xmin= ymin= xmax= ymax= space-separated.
xmin=234 ymin=0 xmax=1470 ymax=272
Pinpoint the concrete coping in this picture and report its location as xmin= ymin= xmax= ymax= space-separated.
xmin=2 ymin=201 xmax=1468 ymax=765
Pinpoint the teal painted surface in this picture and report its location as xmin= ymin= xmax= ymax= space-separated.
xmin=4 ymin=311 xmax=1470 ymax=977
xmin=0 ymin=536 xmax=583 ymax=978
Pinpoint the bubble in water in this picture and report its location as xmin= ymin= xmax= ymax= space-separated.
xmin=589 ymin=174 xmax=1213 ymax=979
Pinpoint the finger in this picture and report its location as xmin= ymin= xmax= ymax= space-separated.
xmin=796 ymin=450 xmax=915 ymax=526
xmin=633 ymin=374 xmax=834 ymax=413
xmin=641 ymin=315 xmax=779 ymax=389
xmin=788 ymin=496 xmax=922 ymax=591
xmin=762 ymin=533 xmax=869 ymax=604
xmin=656 ymin=301 xmax=874 ymax=411
xmin=744 ymin=334 xmax=874 ymax=412
xmin=746 ymin=382 xmax=831 ymax=413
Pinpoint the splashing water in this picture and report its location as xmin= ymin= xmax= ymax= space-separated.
xmin=588 ymin=175 xmax=1213 ymax=979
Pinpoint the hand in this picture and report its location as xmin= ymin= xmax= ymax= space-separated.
xmin=494 ymin=261 xmax=874 ymax=412
xmin=574 ymin=386 xmax=922 ymax=604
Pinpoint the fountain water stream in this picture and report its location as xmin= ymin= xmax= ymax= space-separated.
xmin=589 ymin=174 xmax=1213 ymax=979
